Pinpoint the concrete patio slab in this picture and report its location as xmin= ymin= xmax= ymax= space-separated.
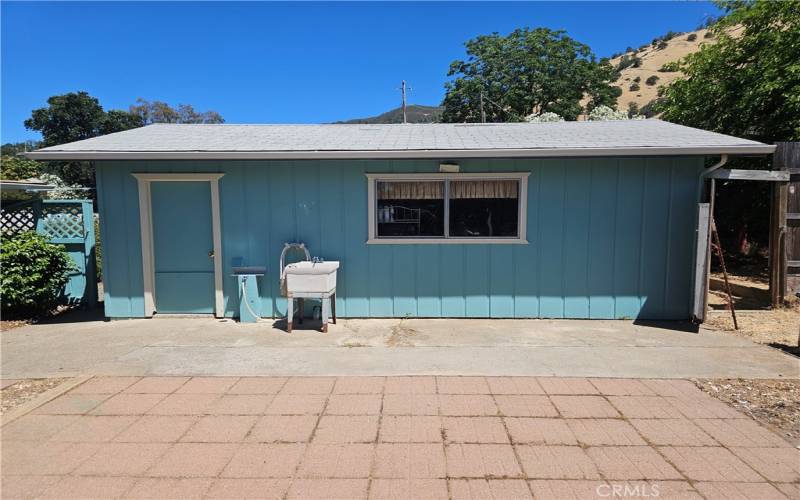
xmin=1 ymin=317 xmax=797 ymax=379
xmin=2 ymin=376 xmax=798 ymax=500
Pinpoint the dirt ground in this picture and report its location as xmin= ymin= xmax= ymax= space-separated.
xmin=696 ymin=378 xmax=800 ymax=448
xmin=0 ymin=378 xmax=69 ymax=415
xmin=0 ymin=319 xmax=30 ymax=332
xmin=707 ymin=271 xmax=800 ymax=353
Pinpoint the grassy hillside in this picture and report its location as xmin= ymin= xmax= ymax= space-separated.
xmin=338 ymin=104 xmax=443 ymax=124
xmin=608 ymin=26 xmax=740 ymax=113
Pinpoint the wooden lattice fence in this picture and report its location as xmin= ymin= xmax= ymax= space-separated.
xmin=1 ymin=199 xmax=97 ymax=306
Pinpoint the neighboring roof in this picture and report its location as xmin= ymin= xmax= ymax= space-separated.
xmin=0 ymin=178 xmax=56 ymax=191
xmin=25 ymin=120 xmax=775 ymax=161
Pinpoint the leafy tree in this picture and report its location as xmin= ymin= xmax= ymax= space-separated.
xmin=659 ymin=0 xmax=800 ymax=251
xmin=640 ymin=98 xmax=665 ymax=118
xmin=1 ymin=156 xmax=42 ymax=180
xmin=101 ymin=110 xmax=145 ymax=135
xmin=441 ymin=28 xmax=621 ymax=122
xmin=25 ymin=92 xmax=109 ymax=147
xmin=23 ymin=92 xmax=225 ymax=189
xmin=659 ymin=0 xmax=800 ymax=143
xmin=24 ymin=92 xmax=144 ymax=188
xmin=129 ymin=98 xmax=224 ymax=124
xmin=1 ymin=141 xmax=41 ymax=156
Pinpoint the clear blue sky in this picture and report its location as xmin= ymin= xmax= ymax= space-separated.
xmin=2 ymin=1 xmax=722 ymax=143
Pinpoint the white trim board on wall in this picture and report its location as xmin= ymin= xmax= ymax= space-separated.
xmin=365 ymin=172 xmax=530 ymax=244
xmin=132 ymin=173 xmax=225 ymax=317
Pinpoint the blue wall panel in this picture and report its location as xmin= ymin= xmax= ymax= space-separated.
xmin=538 ymin=161 xmax=566 ymax=318
xmin=563 ymin=162 xmax=591 ymax=318
xmin=96 ymin=157 xmax=704 ymax=320
xmin=613 ymin=159 xmax=646 ymax=319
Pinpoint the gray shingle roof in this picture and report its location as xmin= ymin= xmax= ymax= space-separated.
xmin=26 ymin=120 xmax=774 ymax=160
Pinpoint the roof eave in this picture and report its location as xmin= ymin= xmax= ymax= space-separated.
xmin=24 ymin=144 xmax=776 ymax=161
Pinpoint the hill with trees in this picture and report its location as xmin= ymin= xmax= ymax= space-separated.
xmin=338 ymin=105 xmax=443 ymax=124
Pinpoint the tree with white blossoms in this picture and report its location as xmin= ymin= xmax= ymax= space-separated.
xmin=39 ymin=173 xmax=88 ymax=200
xmin=525 ymin=112 xmax=564 ymax=123
xmin=588 ymin=105 xmax=643 ymax=121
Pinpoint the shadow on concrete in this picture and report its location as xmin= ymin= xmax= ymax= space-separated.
xmin=270 ymin=318 xmax=329 ymax=333
xmin=38 ymin=305 xmax=106 ymax=325
xmin=768 ymin=343 xmax=800 ymax=358
xmin=632 ymin=320 xmax=700 ymax=334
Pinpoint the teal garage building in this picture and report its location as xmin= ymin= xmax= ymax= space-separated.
xmin=28 ymin=121 xmax=773 ymax=321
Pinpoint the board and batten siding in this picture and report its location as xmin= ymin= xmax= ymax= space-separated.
xmin=95 ymin=157 xmax=704 ymax=320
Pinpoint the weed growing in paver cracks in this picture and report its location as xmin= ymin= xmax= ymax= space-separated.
xmin=385 ymin=318 xmax=417 ymax=347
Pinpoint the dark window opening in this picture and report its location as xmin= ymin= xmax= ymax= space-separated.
xmin=449 ymin=198 xmax=519 ymax=237
xmin=374 ymin=178 xmax=521 ymax=239
xmin=449 ymin=179 xmax=519 ymax=237
xmin=376 ymin=181 xmax=444 ymax=237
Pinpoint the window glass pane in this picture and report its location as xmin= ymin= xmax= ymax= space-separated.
xmin=376 ymin=181 xmax=444 ymax=237
xmin=449 ymin=180 xmax=519 ymax=237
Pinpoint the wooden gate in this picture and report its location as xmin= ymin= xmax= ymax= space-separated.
xmin=1 ymin=199 xmax=97 ymax=306
xmin=777 ymin=142 xmax=800 ymax=296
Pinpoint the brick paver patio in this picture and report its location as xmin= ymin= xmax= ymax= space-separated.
xmin=1 ymin=376 xmax=797 ymax=499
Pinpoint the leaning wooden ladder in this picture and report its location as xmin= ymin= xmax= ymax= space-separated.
xmin=710 ymin=217 xmax=739 ymax=330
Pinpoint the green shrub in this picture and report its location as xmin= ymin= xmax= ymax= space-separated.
xmin=687 ymin=33 xmax=697 ymax=42
xmin=616 ymin=55 xmax=642 ymax=71
xmin=629 ymin=82 xmax=640 ymax=91
xmin=1 ymin=232 xmax=74 ymax=318
xmin=1 ymin=156 xmax=42 ymax=181
xmin=704 ymin=31 xmax=714 ymax=39
xmin=633 ymin=76 xmax=641 ymax=83
xmin=659 ymin=61 xmax=680 ymax=72
xmin=645 ymin=75 xmax=660 ymax=86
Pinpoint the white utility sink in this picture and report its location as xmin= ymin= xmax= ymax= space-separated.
xmin=284 ymin=261 xmax=339 ymax=294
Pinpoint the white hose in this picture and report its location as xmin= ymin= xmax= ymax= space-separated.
xmin=239 ymin=278 xmax=263 ymax=322
xmin=279 ymin=242 xmax=311 ymax=296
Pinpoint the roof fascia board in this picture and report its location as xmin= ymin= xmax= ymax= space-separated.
xmin=25 ymin=145 xmax=776 ymax=161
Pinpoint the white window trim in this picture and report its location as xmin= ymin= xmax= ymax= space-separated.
xmin=132 ymin=173 xmax=225 ymax=317
xmin=366 ymin=172 xmax=529 ymax=244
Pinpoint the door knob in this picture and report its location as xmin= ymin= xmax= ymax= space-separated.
xmin=208 ymin=250 xmax=215 ymax=258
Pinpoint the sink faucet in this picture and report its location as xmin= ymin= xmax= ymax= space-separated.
xmin=312 ymin=256 xmax=325 ymax=264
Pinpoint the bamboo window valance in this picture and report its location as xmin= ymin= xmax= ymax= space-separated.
xmin=377 ymin=181 xmax=444 ymax=200
xmin=377 ymin=179 xmax=519 ymax=200
xmin=450 ymin=180 xmax=519 ymax=199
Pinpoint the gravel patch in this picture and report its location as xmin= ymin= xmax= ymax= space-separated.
xmin=1 ymin=378 xmax=70 ymax=415
xmin=695 ymin=378 xmax=800 ymax=447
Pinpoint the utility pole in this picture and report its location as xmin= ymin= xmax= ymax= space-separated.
xmin=401 ymin=80 xmax=407 ymax=124
xmin=480 ymin=91 xmax=486 ymax=123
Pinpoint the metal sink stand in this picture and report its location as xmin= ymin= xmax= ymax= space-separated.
xmin=280 ymin=243 xmax=337 ymax=333
xmin=287 ymin=289 xmax=336 ymax=333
